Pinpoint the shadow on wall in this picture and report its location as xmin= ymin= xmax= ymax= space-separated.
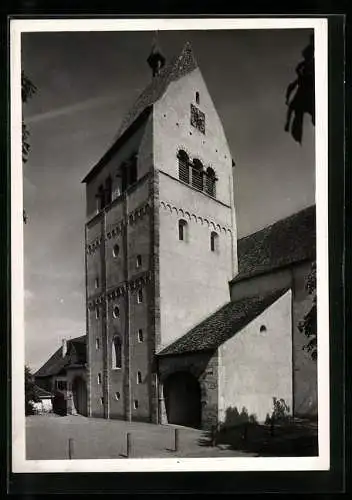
xmin=198 ymin=398 xmax=318 ymax=457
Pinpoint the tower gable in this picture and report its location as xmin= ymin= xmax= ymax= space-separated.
xmin=153 ymin=65 xmax=233 ymax=207
xmin=118 ymin=42 xmax=198 ymax=140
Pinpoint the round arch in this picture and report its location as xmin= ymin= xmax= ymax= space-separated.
xmin=162 ymin=371 xmax=202 ymax=428
xmin=72 ymin=376 xmax=87 ymax=416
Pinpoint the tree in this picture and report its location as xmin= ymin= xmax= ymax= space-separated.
xmin=22 ymin=71 xmax=37 ymax=224
xmin=298 ymin=261 xmax=317 ymax=361
xmin=285 ymin=36 xmax=317 ymax=361
xmin=284 ymin=34 xmax=315 ymax=144
xmin=25 ymin=365 xmax=40 ymax=415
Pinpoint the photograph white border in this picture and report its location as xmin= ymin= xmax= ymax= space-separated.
xmin=11 ymin=17 xmax=329 ymax=473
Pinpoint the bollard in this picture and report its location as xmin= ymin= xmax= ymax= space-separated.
xmin=126 ymin=432 xmax=132 ymax=458
xmin=174 ymin=428 xmax=179 ymax=452
xmin=211 ymin=425 xmax=216 ymax=447
xmin=68 ymin=438 xmax=74 ymax=459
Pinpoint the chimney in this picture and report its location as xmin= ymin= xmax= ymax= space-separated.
xmin=62 ymin=338 xmax=67 ymax=358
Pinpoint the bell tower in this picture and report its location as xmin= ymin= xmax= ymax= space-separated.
xmin=83 ymin=41 xmax=237 ymax=423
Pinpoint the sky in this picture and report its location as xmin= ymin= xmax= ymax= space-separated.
xmin=21 ymin=27 xmax=315 ymax=371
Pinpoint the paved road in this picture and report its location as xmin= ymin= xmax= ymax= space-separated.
xmin=26 ymin=414 xmax=256 ymax=460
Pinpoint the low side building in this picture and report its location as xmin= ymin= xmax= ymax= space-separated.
xmin=230 ymin=205 xmax=317 ymax=417
xmin=156 ymin=205 xmax=316 ymax=428
xmin=34 ymin=335 xmax=88 ymax=416
xmin=31 ymin=385 xmax=53 ymax=414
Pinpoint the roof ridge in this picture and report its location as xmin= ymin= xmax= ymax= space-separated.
xmin=158 ymin=288 xmax=289 ymax=356
xmin=239 ymin=205 xmax=315 ymax=243
xmin=156 ymin=300 xmax=232 ymax=354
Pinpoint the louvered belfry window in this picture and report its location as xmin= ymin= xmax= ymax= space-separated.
xmin=178 ymin=150 xmax=190 ymax=184
xmin=192 ymin=159 xmax=204 ymax=191
xmin=205 ymin=167 xmax=216 ymax=197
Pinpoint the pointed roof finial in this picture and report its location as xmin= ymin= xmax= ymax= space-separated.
xmin=147 ymin=30 xmax=166 ymax=77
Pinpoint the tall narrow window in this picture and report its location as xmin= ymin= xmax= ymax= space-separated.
xmin=177 ymin=150 xmax=190 ymax=184
xmin=95 ymin=307 xmax=100 ymax=319
xmin=178 ymin=219 xmax=188 ymax=242
xmin=95 ymin=338 xmax=100 ymax=350
xmin=195 ymin=91 xmax=200 ymax=104
xmin=137 ymin=329 xmax=144 ymax=342
xmin=97 ymin=373 xmax=102 ymax=385
xmin=97 ymin=185 xmax=105 ymax=210
xmin=121 ymin=163 xmax=128 ymax=192
xmin=112 ymin=336 xmax=122 ymax=369
xmin=205 ymin=167 xmax=216 ymax=197
xmin=94 ymin=277 xmax=99 ymax=289
xmin=105 ymin=176 xmax=112 ymax=206
xmin=137 ymin=289 xmax=143 ymax=304
xmin=192 ymin=159 xmax=204 ymax=191
xmin=137 ymin=371 xmax=142 ymax=384
xmin=210 ymin=232 xmax=219 ymax=252
xmin=136 ymin=255 xmax=142 ymax=268
xmin=128 ymin=155 xmax=138 ymax=186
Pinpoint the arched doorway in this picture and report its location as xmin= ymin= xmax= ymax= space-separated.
xmin=163 ymin=371 xmax=202 ymax=428
xmin=72 ymin=376 xmax=87 ymax=416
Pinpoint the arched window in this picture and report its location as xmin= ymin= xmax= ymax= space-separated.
xmin=105 ymin=176 xmax=112 ymax=206
xmin=178 ymin=219 xmax=188 ymax=242
xmin=113 ymin=244 xmax=120 ymax=257
xmin=112 ymin=336 xmax=122 ymax=369
xmin=128 ymin=155 xmax=138 ymax=186
xmin=97 ymin=185 xmax=105 ymax=211
xmin=210 ymin=231 xmax=219 ymax=252
xmin=177 ymin=150 xmax=190 ymax=184
xmin=205 ymin=167 xmax=216 ymax=197
xmin=192 ymin=159 xmax=204 ymax=191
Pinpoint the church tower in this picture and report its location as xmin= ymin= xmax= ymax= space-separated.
xmin=82 ymin=41 xmax=238 ymax=422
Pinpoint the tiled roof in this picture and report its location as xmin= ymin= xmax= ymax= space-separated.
xmin=34 ymin=335 xmax=86 ymax=378
xmin=157 ymin=288 xmax=288 ymax=356
xmin=33 ymin=385 xmax=53 ymax=399
xmin=82 ymin=42 xmax=198 ymax=184
xmin=232 ymin=205 xmax=316 ymax=283
xmin=117 ymin=42 xmax=198 ymax=138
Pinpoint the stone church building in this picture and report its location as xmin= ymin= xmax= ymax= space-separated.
xmin=35 ymin=41 xmax=317 ymax=428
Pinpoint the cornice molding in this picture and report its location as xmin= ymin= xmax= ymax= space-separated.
xmin=86 ymin=200 xmax=151 ymax=255
xmin=87 ymin=271 xmax=152 ymax=309
xmin=159 ymin=200 xmax=232 ymax=234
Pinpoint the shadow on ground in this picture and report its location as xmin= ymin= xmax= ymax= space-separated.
xmin=197 ymin=403 xmax=318 ymax=457
xmin=198 ymin=419 xmax=318 ymax=457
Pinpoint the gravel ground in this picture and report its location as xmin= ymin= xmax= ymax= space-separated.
xmin=26 ymin=414 xmax=256 ymax=460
